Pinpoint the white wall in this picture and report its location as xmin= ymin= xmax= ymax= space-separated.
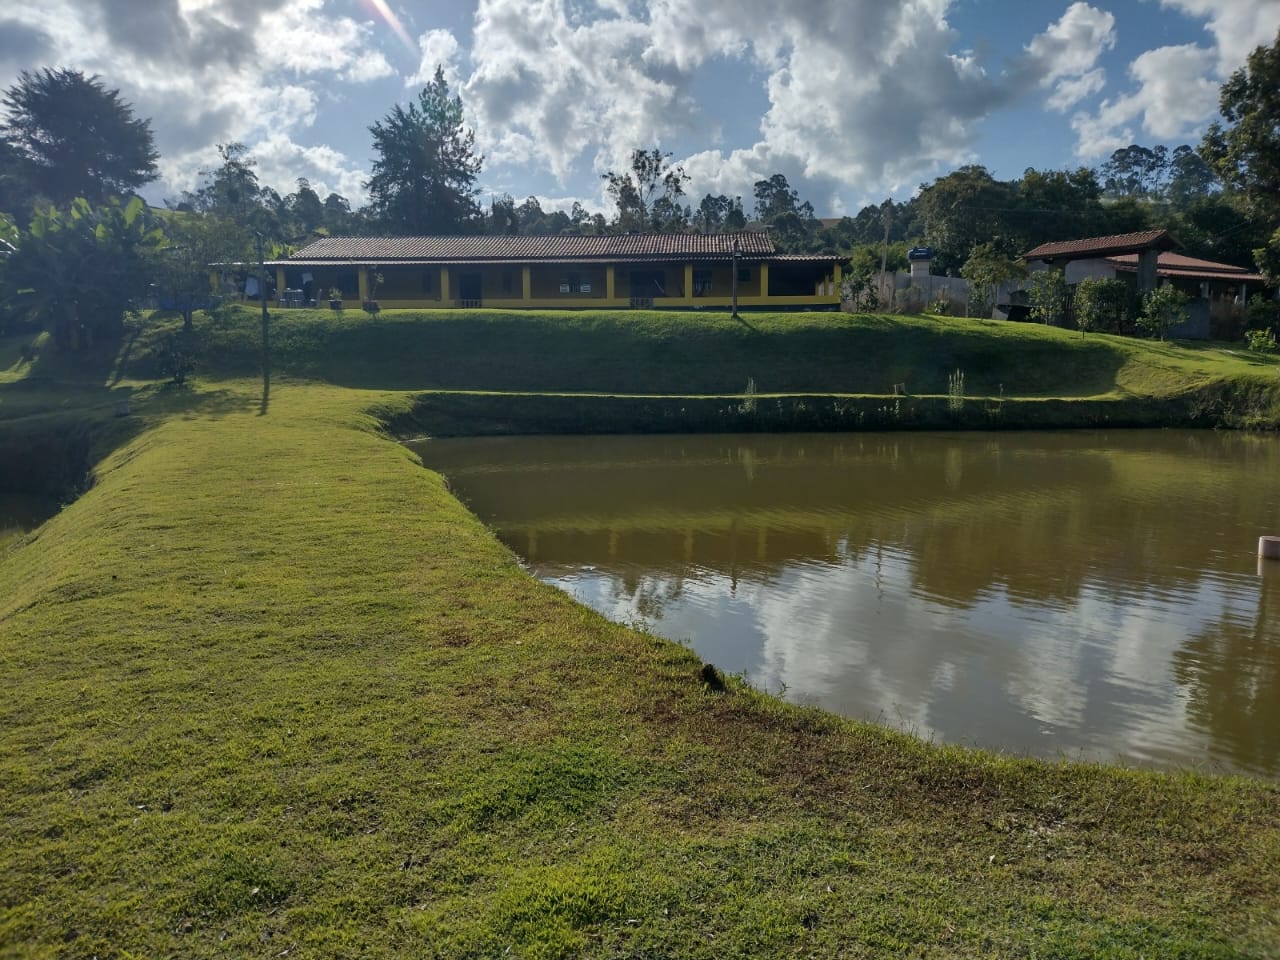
xmin=1064 ymin=258 xmax=1117 ymax=284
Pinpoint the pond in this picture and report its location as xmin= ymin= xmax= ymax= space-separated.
xmin=410 ymin=431 xmax=1280 ymax=778
xmin=0 ymin=493 xmax=58 ymax=551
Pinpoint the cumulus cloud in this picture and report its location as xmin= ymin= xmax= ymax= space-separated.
xmin=464 ymin=0 xmax=1030 ymax=203
xmin=1024 ymin=2 xmax=1115 ymax=111
xmin=1160 ymin=0 xmax=1280 ymax=74
xmin=1070 ymin=0 xmax=1280 ymax=159
xmin=408 ymin=28 xmax=462 ymax=88
xmin=462 ymin=1 xmax=1148 ymax=207
xmin=0 ymin=0 xmax=391 ymax=201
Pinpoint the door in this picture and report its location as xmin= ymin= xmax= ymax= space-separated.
xmin=459 ymin=272 xmax=482 ymax=304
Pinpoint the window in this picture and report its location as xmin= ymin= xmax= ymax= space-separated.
xmin=501 ymin=271 xmax=513 ymax=293
xmin=421 ymin=271 xmax=435 ymax=294
xmin=559 ymin=272 xmax=592 ymax=294
xmin=693 ymin=269 xmax=713 ymax=296
xmin=738 ymin=268 xmax=752 ymax=283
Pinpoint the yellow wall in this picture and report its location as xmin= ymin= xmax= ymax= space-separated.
xmin=269 ymin=262 xmax=840 ymax=309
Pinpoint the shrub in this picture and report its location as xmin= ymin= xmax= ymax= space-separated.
xmin=1245 ymin=328 xmax=1278 ymax=353
xmin=1138 ymin=286 xmax=1189 ymax=341
xmin=1245 ymin=293 xmax=1279 ymax=333
xmin=1074 ymin=277 xmax=1133 ymax=336
xmin=1027 ymin=270 xmax=1070 ymax=326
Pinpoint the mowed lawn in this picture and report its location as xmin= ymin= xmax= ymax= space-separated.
xmin=0 ymin=311 xmax=1278 ymax=957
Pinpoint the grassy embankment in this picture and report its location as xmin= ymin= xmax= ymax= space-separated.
xmin=1 ymin=307 xmax=1278 ymax=958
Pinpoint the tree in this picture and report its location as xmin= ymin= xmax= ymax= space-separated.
xmin=960 ymin=243 xmax=1024 ymax=318
xmin=915 ymin=165 xmax=1018 ymax=271
xmin=284 ymin=178 xmax=325 ymax=240
xmin=1099 ymin=144 xmax=1169 ymax=199
xmin=1139 ymin=285 xmax=1189 ymax=340
xmin=182 ymin=144 xmax=265 ymax=222
xmin=751 ymin=174 xmax=815 ymax=251
xmin=1073 ymin=277 xmax=1134 ymax=336
xmin=1026 ymin=270 xmax=1070 ymax=327
xmin=366 ymin=67 xmax=482 ymax=234
xmin=696 ymin=194 xmax=746 ymax=233
xmin=602 ymin=148 xmax=690 ymax=232
xmin=3 ymin=196 xmax=162 ymax=350
xmin=322 ymin=192 xmax=358 ymax=235
xmin=487 ymin=193 xmax=520 ymax=234
xmin=1165 ymin=145 xmax=1219 ymax=209
xmin=151 ymin=213 xmax=249 ymax=332
xmin=1014 ymin=167 xmax=1110 ymax=249
xmin=1 ymin=68 xmax=158 ymax=205
xmin=1202 ymin=29 xmax=1280 ymax=280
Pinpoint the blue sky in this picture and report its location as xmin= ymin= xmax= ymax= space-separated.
xmin=1 ymin=0 xmax=1278 ymax=218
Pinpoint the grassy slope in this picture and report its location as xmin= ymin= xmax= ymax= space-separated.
xmin=129 ymin=305 xmax=1280 ymax=400
xmin=1 ymin=313 xmax=1279 ymax=957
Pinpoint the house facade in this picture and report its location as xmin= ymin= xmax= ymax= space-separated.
xmin=265 ymin=232 xmax=847 ymax=311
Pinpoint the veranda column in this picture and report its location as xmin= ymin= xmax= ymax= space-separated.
xmin=760 ymin=262 xmax=770 ymax=299
xmin=522 ymin=266 xmax=532 ymax=304
xmin=1137 ymin=249 xmax=1158 ymax=294
xmin=683 ymin=262 xmax=694 ymax=304
xmin=440 ymin=267 xmax=450 ymax=304
xmin=606 ymin=265 xmax=616 ymax=303
xmin=357 ymin=267 xmax=369 ymax=303
xmin=275 ymin=267 xmax=286 ymax=301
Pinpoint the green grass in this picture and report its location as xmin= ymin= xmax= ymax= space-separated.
xmin=113 ymin=305 xmax=1280 ymax=401
xmin=1 ymin=310 xmax=1279 ymax=957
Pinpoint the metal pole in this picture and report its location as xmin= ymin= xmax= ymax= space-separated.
xmin=880 ymin=199 xmax=892 ymax=312
xmin=731 ymin=235 xmax=740 ymax=319
xmin=257 ymin=233 xmax=270 ymax=405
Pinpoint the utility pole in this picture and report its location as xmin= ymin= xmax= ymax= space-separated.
xmin=257 ymin=233 xmax=270 ymax=407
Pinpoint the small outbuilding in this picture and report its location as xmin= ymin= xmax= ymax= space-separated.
xmin=1023 ymin=230 xmax=1268 ymax=339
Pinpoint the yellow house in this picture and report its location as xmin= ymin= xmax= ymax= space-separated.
xmin=266 ymin=232 xmax=846 ymax=311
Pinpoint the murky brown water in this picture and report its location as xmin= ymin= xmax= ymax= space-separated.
xmin=0 ymin=494 xmax=56 ymax=551
xmin=411 ymin=431 xmax=1280 ymax=778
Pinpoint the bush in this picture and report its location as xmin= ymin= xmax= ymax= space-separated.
xmin=1074 ymin=278 xmax=1134 ymax=336
xmin=1245 ymin=328 xmax=1278 ymax=353
xmin=1027 ymin=270 xmax=1070 ymax=326
xmin=1138 ymin=286 xmax=1189 ymax=341
xmin=1245 ymin=293 xmax=1279 ymax=333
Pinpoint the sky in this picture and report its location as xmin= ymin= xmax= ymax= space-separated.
xmin=1 ymin=0 xmax=1278 ymax=218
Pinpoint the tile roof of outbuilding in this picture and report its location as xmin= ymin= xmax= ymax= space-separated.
xmin=282 ymin=232 xmax=779 ymax=263
xmin=1105 ymin=252 xmax=1266 ymax=283
xmin=1023 ymin=230 xmax=1180 ymax=261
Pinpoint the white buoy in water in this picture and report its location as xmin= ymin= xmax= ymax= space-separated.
xmin=1260 ymin=536 xmax=1280 ymax=561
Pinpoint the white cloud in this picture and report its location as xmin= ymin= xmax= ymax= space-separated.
xmin=263 ymin=0 xmax=395 ymax=83
xmin=1071 ymin=44 xmax=1222 ymax=158
xmin=408 ymin=28 xmax=462 ymax=88
xmin=464 ymin=0 xmax=1024 ymax=202
xmin=1160 ymin=0 xmax=1280 ymax=74
xmin=1070 ymin=0 xmax=1280 ymax=159
xmin=1047 ymin=68 xmax=1106 ymax=111
xmin=0 ymin=0 xmax=388 ymax=202
xmin=249 ymin=133 xmax=371 ymax=203
xmin=1025 ymin=3 xmax=1115 ymax=111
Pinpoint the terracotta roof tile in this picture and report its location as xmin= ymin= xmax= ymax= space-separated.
xmin=285 ymin=232 xmax=777 ymax=263
xmin=1023 ymin=230 xmax=1179 ymax=261
xmin=1105 ymin=252 xmax=1266 ymax=283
